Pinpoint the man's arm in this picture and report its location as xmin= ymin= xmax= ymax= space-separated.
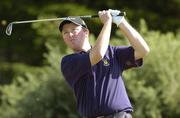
xmin=118 ymin=18 xmax=150 ymax=60
xmin=89 ymin=10 xmax=112 ymax=65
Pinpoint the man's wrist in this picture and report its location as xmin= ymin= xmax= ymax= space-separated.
xmin=117 ymin=17 xmax=125 ymax=27
xmin=104 ymin=19 xmax=112 ymax=25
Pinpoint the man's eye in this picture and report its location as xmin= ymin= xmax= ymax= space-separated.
xmin=63 ymin=32 xmax=68 ymax=35
xmin=72 ymin=28 xmax=79 ymax=32
xmin=72 ymin=29 xmax=77 ymax=31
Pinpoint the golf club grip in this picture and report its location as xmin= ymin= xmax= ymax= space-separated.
xmin=91 ymin=12 xmax=126 ymax=18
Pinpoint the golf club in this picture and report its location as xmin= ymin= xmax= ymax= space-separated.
xmin=6 ymin=12 xmax=126 ymax=36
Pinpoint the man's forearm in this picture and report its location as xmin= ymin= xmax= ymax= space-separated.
xmin=90 ymin=20 xmax=112 ymax=65
xmin=119 ymin=19 xmax=150 ymax=60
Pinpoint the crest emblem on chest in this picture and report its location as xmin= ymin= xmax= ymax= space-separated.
xmin=102 ymin=58 xmax=110 ymax=66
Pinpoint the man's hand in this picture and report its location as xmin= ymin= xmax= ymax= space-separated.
xmin=98 ymin=10 xmax=112 ymax=24
xmin=109 ymin=9 xmax=124 ymax=26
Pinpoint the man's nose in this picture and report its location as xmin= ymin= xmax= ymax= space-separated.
xmin=68 ymin=32 xmax=74 ymax=37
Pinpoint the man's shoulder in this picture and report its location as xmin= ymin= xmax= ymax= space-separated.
xmin=61 ymin=51 xmax=90 ymax=66
xmin=62 ymin=51 xmax=87 ymax=61
xmin=62 ymin=53 xmax=76 ymax=59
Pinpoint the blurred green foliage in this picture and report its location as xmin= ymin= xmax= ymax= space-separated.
xmin=0 ymin=1 xmax=180 ymax=118
xmin=123 ymin=20 xmax=180 ymax=118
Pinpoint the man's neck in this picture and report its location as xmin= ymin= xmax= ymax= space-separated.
xmin=74 ymin=44 xmax=91 ymax=53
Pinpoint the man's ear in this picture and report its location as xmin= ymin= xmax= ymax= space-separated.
xmin=84 ymin=28 xmax=89 ymax=35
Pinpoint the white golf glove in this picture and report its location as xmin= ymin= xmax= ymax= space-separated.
xmin=109 ymin=9 xmax=124 ymax=26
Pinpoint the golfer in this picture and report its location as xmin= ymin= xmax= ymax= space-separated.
xmin=59 ymin=9 xmax=150 ymax=118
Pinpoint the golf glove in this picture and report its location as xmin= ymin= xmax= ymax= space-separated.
xmin=109 ymin=9 xmax=124 ymax=26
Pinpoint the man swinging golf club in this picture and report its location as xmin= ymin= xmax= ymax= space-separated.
xmin=60 ymin=9 xmax=150 ymax=118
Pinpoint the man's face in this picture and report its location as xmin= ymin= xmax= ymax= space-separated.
xmin=61 ymin=23 xmax=88 ymax=52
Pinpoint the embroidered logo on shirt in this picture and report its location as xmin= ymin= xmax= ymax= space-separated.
xmin=103 ymin=58 xmax=110 ymax=66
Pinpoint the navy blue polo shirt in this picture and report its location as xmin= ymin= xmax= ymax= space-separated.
xmin=61 ymin=45 xmax=143 ymax=117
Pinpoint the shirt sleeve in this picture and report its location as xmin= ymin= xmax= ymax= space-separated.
xmin=61 ymin=53 xmax=91 ymax=87
xmin=114 ymin=46 xmax=143 ymax=70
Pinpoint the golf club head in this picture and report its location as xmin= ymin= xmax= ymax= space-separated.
xmin=6 ymin=23 xmax=13 ymax=36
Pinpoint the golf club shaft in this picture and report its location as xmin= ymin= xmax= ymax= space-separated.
xmin=6 ymin=12 xmax=126 ymax=36
xmin=11 ymin=12 xmax=126 ymax=24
